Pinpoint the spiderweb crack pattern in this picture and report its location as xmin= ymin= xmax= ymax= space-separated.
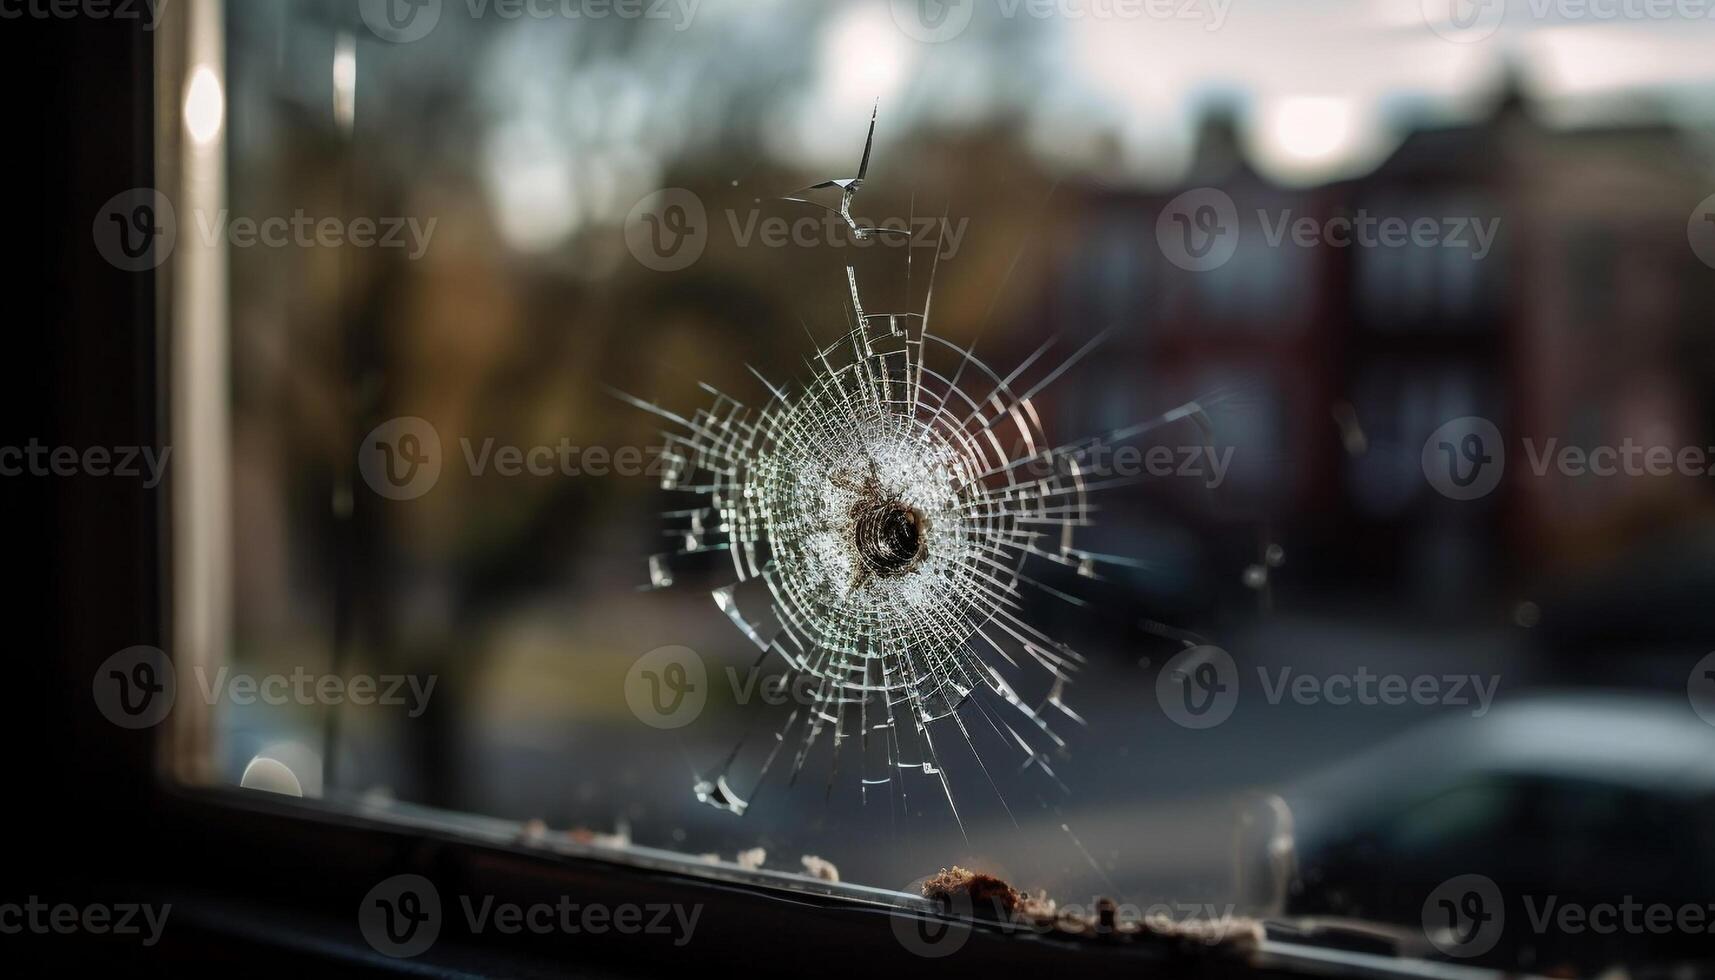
xmin=624 ymin=112 xmax=1213 ymax=830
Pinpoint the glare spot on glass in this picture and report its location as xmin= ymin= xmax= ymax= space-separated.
xmin=1269 ymin=96 xmax=1355 ymax=163
xmin=821 ymin=4 xmax=912 ymax=110
xmin=184 ymin=65 xmax=225 ymax=146
xmin=245 ymin=741 xmax=323 ymax=797
xmin=333 ymin=32 xmax=357 ymax=134
xmin=240 ymin=755 xmax=304 ymax=797
xmin=483 ymin=118 xmax=579 ymax=253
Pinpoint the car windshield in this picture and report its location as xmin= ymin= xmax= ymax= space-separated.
xmin=170 ymin=1 xmax=1715 ymax=975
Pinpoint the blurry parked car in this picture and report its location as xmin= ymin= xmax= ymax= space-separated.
xmin=1282 ymin=695 xmax=1715 ymax=973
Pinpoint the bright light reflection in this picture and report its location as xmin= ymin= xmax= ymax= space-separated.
xmin=333 ymin=33 xmax=357 ymax=133
xmin=239 ymin=755 xmax=304 ymax=797
xmin=184 ymin=65 xmax=225 ymax=146
xmin=1270 ymin=96 xmax=1356 ymax=163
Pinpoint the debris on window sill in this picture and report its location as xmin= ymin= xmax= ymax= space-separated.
xmin=920 ymin=866 xmax=1264 ymax=950
xmin=799 ymin=855 xmax=840 ymax=883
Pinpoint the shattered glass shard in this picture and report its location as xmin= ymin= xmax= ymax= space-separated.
xmin=694 ymin=774 xmax=749 ymax=817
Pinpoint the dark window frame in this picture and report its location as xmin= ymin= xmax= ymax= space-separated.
xmin=23 ymin=11 xmax=1503 ymax=979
